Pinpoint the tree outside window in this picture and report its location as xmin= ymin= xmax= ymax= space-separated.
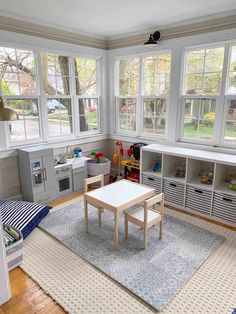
xmin=75 ymin=57 xmax=99 ymax=132
xmin=142 ymin=54 xmax=171 ymax=136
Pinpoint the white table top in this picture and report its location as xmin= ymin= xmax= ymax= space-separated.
xmin=84 ymin=180 xmax=155 ymax=211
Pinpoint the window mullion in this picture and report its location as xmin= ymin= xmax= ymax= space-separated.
xmin=70 ymin=56 xmax=79 ymax=136
xmin=214 ymin=44 xmax=231 ymax=145
xmin=136 ymin=56 xmax=143 ymax=137
xmin=36 ymin=51 xmax=48 ymax=141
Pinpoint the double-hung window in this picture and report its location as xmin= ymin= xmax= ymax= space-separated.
xmin=41 ymin=53 xmax=72 ymax=138
xmin=142 ymin=53 xmax=171 ymax=136
xmin=181 ymin=46 xmax=224 ymax=143
xmin=0 ymin=47 xmax=40 ymax=143
xmin=75 ymin=57 xmax=100 ymax=133
xmin=115 ymin=57 xmax=139 ymax=133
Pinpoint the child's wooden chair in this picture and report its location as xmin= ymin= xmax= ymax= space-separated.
xmin=84 ymin=174 xmax=104 ymax=227
xmin=124 ymin=193 xmax=164 ymax=249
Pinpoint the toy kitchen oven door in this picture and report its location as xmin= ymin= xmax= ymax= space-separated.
xmin=55 ymin=165 xmax=72 ymax=196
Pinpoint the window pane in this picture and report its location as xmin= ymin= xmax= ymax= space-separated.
xmin=7 ymin=99 xmax=40 ymax=141
xmin=184 ymin=47 xmax=224 ymax=95
xmin=186 ymin=50 xmax=205 ymax=73
xmin=185 ymin=73 xmax=203 ymax=95
xmin=224 ymin=99 xmax=236 ymax=143
xmin=118 ymin=98 xmax=136 ymax=131
xmin=16 ymin=49 xmax=36 ymax=73
xmin=116 ymin=58 xmax=139 ymax=96
xmin=41 ymin=54 xmax=70 ymax=95
xmin=227 ymin=46 xmax=236 ymax=94
xmin=143 ymin=54 xmax=171 ymax=96
xmin=0 ymin=47 xmax=37 ymax=96
xmin=75 ymin=58 xmax=97 ymax=96
xmin=78 ymin=98 xmax=98 ymax=132
xmin=47 ymin=98 xmax=72 ymax=137
xmin=183 ymin=98 xmax=216 ymax=140
xmin=1 ymin=73 xmax=20 ymax=95
xmin=204 ymin=48 xmax=224 ymax=72
xmin=203 ymin=72 xmax=222 ymax=95
xmin=143 ymin=98 xmax=166 ymax=135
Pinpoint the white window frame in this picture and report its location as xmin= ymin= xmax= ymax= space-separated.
xmin=141 ymin=96 xmax=169 ymax=139
xmin=114 ymin=50 xmax=171 ymax=138
xmin=75 ymin=57 xmax=101 ymax=135
xmin=221 ymin=95 xmax=236 ymax=146
xmin=40 ymin=52 xmax=75 ymax=140
xmin=5 ymin=95 xmax=43 ymax=147
xmin=180 ymin=95 xmax=220 ymax=145
xmin=0 ymin=46 xmax=42 ymax=146
xmin=141 ymin=51 xmax=171 ymax=139
xmin=114 ymin=55 xmax=140 ymax=136
xmin=0 ymin=40 xmax=105 ymax=149
xmin=179 ymin=43 xmax=229 ymax=146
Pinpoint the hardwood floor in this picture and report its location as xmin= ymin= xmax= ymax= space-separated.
xmin=0 ymin=268 xmax=66 ymax=314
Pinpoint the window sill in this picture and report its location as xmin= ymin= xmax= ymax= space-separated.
xmin=0 ymin=133 xmax=108 ymax=158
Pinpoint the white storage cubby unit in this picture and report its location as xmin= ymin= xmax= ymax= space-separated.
xmin=140 ymin=144 xmax=236 ymax=226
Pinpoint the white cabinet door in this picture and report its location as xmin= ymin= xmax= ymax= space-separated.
xmin=42 ymin=154 xmax=56 ymax=193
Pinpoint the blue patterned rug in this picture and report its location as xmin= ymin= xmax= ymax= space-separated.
xmin=39 ymin=198 xmax=224 ymax=310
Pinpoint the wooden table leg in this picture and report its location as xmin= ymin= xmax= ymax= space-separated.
xmin=84 ymin=197 xmax=89 ymax=233
xmin=114 ymin=211 xmax=120 ymax=251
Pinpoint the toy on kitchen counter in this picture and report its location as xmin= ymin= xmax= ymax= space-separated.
xmin=73 ymin=147 xmax=82 ymax=157
xmin=200 ymin=168 xmax=214 ymax=185
xmin=175 ymin=164 xmax=185 ymax=178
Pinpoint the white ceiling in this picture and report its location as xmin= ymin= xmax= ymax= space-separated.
xmin=0 ymin=0 xmax=236 ymax=39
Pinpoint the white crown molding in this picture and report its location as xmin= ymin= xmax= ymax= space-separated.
xmin=0 ymin=16 xmax=108 ymax=50
xmin=108 ymin=15 xmax=236 ymax=49
xmin=0 ymin=15 xmax=236 ymax=50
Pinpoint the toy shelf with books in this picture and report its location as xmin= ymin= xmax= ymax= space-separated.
xmin=140 ymin=143 xmax=236 ymax=226
xmin=3 ymin=224 xmax=23 ymax=271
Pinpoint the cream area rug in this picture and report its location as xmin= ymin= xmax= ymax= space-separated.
xmin=21 ymin=199 xmax=236 ymax=314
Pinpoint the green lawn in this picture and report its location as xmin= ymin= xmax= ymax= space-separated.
xmin=184 ymin=123 xmax=236 ymax=140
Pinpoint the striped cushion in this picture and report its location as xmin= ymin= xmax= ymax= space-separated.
xmin=0 ymin=200 xmax=51 ymax=238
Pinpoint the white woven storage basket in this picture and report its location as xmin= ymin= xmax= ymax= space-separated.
xmin=87 ymin=160 xmax=111 ymax=176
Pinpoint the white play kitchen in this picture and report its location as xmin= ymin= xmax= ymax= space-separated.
xmin=18 ymin=146 xmax=90 ymax=203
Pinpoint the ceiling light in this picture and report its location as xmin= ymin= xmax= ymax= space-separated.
xmin=0 ymin=97 xmax=19 ymax=121
xmin=144 ymin=31 xmax=161 ymax=47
